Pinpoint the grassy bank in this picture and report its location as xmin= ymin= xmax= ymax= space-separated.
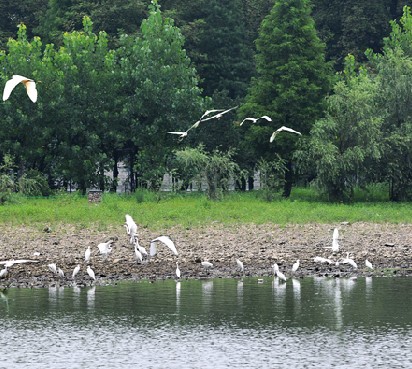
xmin=0 ymin=189 xmax=411 ymax=230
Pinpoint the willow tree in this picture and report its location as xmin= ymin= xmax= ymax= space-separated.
xmin=367 ymin=5 xmax=412 ymax=201
xmin=239 ymin=0 xmax=332 ymax=197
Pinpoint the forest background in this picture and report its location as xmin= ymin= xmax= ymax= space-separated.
xmin=0 ymin=0 xmax=412 ymax=203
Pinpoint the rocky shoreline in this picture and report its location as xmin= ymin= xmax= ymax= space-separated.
xmin=0 ymin=222 xmax=411 ymax=288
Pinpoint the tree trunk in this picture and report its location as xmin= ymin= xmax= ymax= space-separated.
xmin=282 ymin=161 xmax=293 ymax=198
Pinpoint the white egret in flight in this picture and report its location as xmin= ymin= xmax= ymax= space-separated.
xmin=87 ymin=265 xmax=96 ymax=280
xmin=3 ymin=75 xmax=38 ymax=103
xmin=200 ymin=106 xmax=238 ymax=122
xmin=199 ymin=109 xmax=225 ymax=121
xmin=150 ymin=236 xmax=178 ymax=257
xmin=0 ymin=259 xmax=39 ymax=266
xmin=240 ymin=115 xmax=272 ymax=126
xmin=269 ymin=126 xmax=301 ymax=142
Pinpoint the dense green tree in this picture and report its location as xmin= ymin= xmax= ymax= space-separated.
xmin=34 ymin=0 xmax=147 ymax=46
xmin=161 ymin=0 xmax=254 ymax=99
xmin=297 ymin=55 xmax=383 ymax=202
xmin=0 ymin=0 xmax=47 ymax=49
xmin=117 ymin=0 xmax=204 ymax=190
xmin=239 ymin=0 xmax=332 ymax=197
xmin=367 ymin=5 xmax=412 ymax=200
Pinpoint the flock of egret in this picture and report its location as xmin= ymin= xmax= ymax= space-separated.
xmin=0 ymin=222 xmax=377 ymax=285
xmin=167 ymin=104 xmax=301 ymax=143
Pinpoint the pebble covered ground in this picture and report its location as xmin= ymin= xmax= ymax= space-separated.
xmin=0 ymin=222 xmax=411 ymax=288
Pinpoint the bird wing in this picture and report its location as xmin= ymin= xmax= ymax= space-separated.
xmin=2 ymin=75 xmax=28 ymax=101
xmin=199 ymin=109 xmax=225 ymax=120
xmin=201 ymin=105 xmax=238 ymax=121
xmin=149 ymin=242 xmax=157 ymax=257
xmin=24 ymin=80 xmax=37 ymax=103
xmin=260 ymin=115 xmax=272 ymax=121
xmin=188 ymin=120 xmax=201 ymax=130
xmin=168 ymin=131 xmax=187 ymax=136
xmin=0 ymin=259 xmax=39 ymax=265
xmin=270 ymin=126 xmax=301 ymax=142
xmin=240 ymin=118 xmax=256 ymax=126
xmin=151 ymin=236 xmax=178 ymax=256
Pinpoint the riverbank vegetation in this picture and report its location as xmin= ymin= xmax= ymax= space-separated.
xmin=0 ymin=189 xmax=411 ymax=230
xmin=1 ymin=1 xmax=412 ymax=203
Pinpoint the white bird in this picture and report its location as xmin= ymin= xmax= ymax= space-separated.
xmin=313 ymin=256 xmax=333 ymax=264
xmin=276 ymin=269 xmax=287 ymax=282
xmin=200 ymin=106 xmax=238 ymax=122
xmin=365 ymin=259 xmax=374 ymax=270
xmin=48 ymin=263 xmax=57 ymax=274
xmin=72 ymin=264 xmax=80 ymax=279
xmin=240 ymin=115 xmax=272 ymax=126
xmin=333 ymin=228 xmax=339 ymax=241
xmin=0 ymin=259 xmax=39 ymax=266
xmin=3 ymin=74 xmax=38 ymax=103
xmin=87 ymin=265 xmax=96 ymax=280
xmin=134 ymin=245 xmax=143 ymax=263
xmin=236 ymin=258 xmax=244 ymax=274
xmin=341 ymin=252 xmax=358 ymax=269
xmin=85 ymin=246 xmax=91 ymax=263
xmin=201 ymin=261 xmax=213 ymax=269
xmin=168 ymin=131 xmax=189 ymax=139
xmin=125 ymin=215 xmax=138 ymax=244
xmin=58 ymin=267 xmax=65 ymax=278
xmin=292 ymin=259 xmax=300 ymax=273
xmin=269 ymin=126 xmax=301 ymax=142
xmin=325 ymin=228 xmax=339 ymax=252
xmin=97 ymin=240 xmax=114 ymax=259
xmin=272 ymin=263 xmax=279 ymax=275
xmin=150 ymin=236 xmax=178 ymax=257
xmin=176 ymin=262 xmax=181 ymax=278
xmin=199 ymin=109 xmax=225 ymax=121
xmin=0 ymin=266 xmax=7 ymax=279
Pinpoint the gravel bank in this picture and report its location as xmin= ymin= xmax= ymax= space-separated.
xmin=0 ymin=222 xmax=411 ymax=288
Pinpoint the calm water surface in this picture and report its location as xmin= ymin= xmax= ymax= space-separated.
xmin=0 ymin=277 xmax=411 ymax=368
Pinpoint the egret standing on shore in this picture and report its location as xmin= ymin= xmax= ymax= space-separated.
xmin=176 ymin=262 xmax=181 ymax=279
xmin=85 ymin=246 xmax=91 ymax=263
xmin=72 ymin=264 xmax=80 ymax=279
xmin=87 ymin=265 xmax=96 ymax=280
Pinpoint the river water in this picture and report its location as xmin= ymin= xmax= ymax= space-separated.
xmin=0 ymin=277 xmax=411 ymax=369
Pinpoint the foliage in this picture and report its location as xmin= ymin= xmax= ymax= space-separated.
xmin=118 ymin=0 xmax=204 ymax=190
xmin=172 ymin=145 xmax=243 ymax=200
xmin=297 ymin=55 xmax=383 ymax=202
xmin=366 ymin=5 xmax=412 ymax=200
xmin=256 ymin=156 xmax=286 ymax=201
xmin=239 ymin=0 xmax=332 ymax=197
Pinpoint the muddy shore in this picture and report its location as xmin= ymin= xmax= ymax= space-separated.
xmin=0 ymin=222 xmax=411 ymax=288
